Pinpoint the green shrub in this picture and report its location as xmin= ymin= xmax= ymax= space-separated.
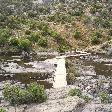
xmin=9 ymin=37 xmax=19 ymax=46
xmin=58 ymin=45 xmax=68 ymax=53
xmin=82 ymin=95 xmax=91 ymax=103
xmin=50 ymin=30 xmax=59 ymax=38
xmin=3 ymin=83 xmax=47 ymax=105
xmin=90 ymin=36 xmax=100 ymax=45
xmin=94 ymin=31 xmax=102 ymax=38
xmin=41 ymin=28 xmax=51 ymax=36
xmin=28 ymin=83 xmax=47 ymax=103
xmin=18 ymin=38 xmax=31 ymax=50
xmin=69 ymin=88 xmax=82 ymax=97
xmin=28 ymin=32 xmax=40 ymax=43
xmin=99 ymin=92 xmax=109 ymax=103
xmin=3 ymin=84 xmax=23 ymax=105
xmin=29 ymin=23 xmax=37 ymax=30
xmin=48 ymin=15 xmax=55 ymax=22
xmin=25 ymin=30 xmax=31 ymax=35
xmin=102 ymin=20 xmax=111 ymax=28
xmin=73 ymin=11 xmax=83 ymax=16
xmin=0 ymin=108 xmax=6 ymax=112
xmin=37 ymin=22 xmax=49 ymax=31
xmin=0 ymin=28 xmax=11 ymax=46
xmin=38 ymin=38 xmax=47 ymax=48
xmin=73 ymin=31 xmax=81 ymax=39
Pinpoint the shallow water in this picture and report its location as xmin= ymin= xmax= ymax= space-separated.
xmin=0 ymin=53 xmax=112 ymax=89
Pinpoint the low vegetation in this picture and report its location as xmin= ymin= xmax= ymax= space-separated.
xmin=73 ymin=30 xmax=81 ymax=39
xmin=99 ymin=92 xmax=109 ymax=103
xmin=0 ymin=0 xmax=111 ymax=52
xmin=69 ymin=88 xmax=82 ymax=97
xmin=69 ymin=88 xmax=91 ymax=103
xmin=0 ymin=108 xmax=6 ymax=112
xmin=66 ymin=59 xmax=79 ymax=84
xmin=3 ymin=83 xmax=47 ymax=106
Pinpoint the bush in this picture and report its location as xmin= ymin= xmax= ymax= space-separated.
xmin=18 ymin=38 xmax=31 ymax=50
xmin=0 ymin=28 xmax=11 ymax=46
xmin=90 ymin=36 xmax=100 ymax=45
xmin=28 ymin=32 xmax=40 ymax=43
xmin=94 ymin=31 xmax=102 ymax=38
xmin=41 ymin=28 xmax=51 ymax=36
xmin=50 ymin=30 xmax=60 ymax=38
xmin=82 ymin=95 xmax=91 ymax=103
xmin=0 ymin=108 xmax=6 ymax=112
xmin=9 ymin=37 xmax=19 ymax=46
xmin=25 ymin=30 xmax=31 ymax=35
xmin=99 ymin=92 xmax=109 ymax=103
xmin=37 ymin=22 xmax=49 ymax=31
xmin=69 ymin=88 xmax=82 ymax=97
xmin=73 ymin=30 xmax=81 ymax=39
xmin=102 ymin=20 xmax=111 ymax=28
xmin=38 ymin=38 xmax=47 ymax=48
xmin=28 ymin=83 xmax=47 ymax=103
xmin=58 ymin=45 xmax=68 ymax=53
xmin=3 ymin=83 xmax=47 ymax=105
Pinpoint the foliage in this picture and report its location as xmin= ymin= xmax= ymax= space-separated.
xmin=66 ymin=60 xmax=79 ymax=84
xmin=25 ymin=30 xmax=31 ymax=35
xmin=3 ymin=83 xmax=47 ymax=105
xmin=38 ymin=38 xmax=48 ymax=48
xmin=18 ymin=38 xmax=31 ymax=50
xmin=82 ymin=95 xmax=91 ymax=103
xmin=69 ymin=88 xmax=82 ymax=97
xmin=90 ymin=36 xmax=100 ymax=45
xmin=0 ymin=28 xmax=11 ymax=46
xmin=69 ymin=88 xmax=91 ymax=103
xmin=94 ymin=31 xmax=102 ymax=38
xmin=28 ymin=83 xmax=47 ymax=103
xmin=102 ymin=20 xmax=111 ymax=28
xmin=9 ymin=37 xmax=19 ymax=46
xmin=73 ymin=30 xmax=81 ymax=39
xmin=58 ymin=45 xmax=68 ymax=53
xmin=0 ymin=108 xmax=6 ymax=112
xmin=0 ymin=0 xmax=111 ymax=51
xmin=28 ymin=32 xmax=40 ymax=43
xmin=99 ymin=92 xmax=109 ymax=103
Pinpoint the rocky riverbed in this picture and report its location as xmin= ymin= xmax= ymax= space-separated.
xmin=0 ymin=51 xmax=112 ymax=112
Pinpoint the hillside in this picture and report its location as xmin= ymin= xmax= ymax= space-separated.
xmin=0 ymin=0 xmax=112 ymax=53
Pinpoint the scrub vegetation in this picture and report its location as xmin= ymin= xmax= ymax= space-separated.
xmin=0 ymin=0 xmax=111 ymax=53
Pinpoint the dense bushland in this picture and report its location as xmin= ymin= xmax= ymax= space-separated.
xmin=0 ymin=0 xmax=111 ymax=52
